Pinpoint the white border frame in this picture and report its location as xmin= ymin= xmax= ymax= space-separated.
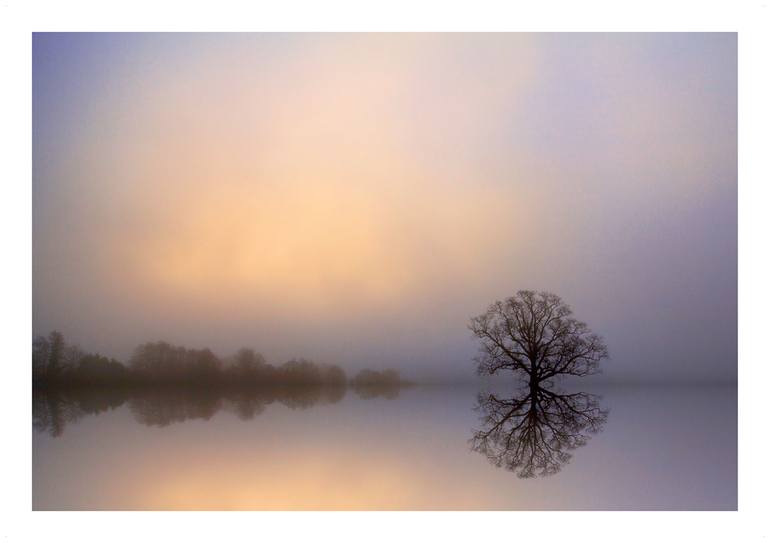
xmin=2 ymin=1 xmax=767 ymax=541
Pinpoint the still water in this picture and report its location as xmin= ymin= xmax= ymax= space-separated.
xmin=33 ymin=383 xmax=736 ymax=510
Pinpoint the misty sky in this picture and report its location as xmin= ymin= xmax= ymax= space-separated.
xmin=32 ymin=33 xmax=736 ymax=383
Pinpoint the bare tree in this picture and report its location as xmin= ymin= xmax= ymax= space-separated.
xmin=46 ymin=331 xmax=65 ymax=378
xmin=469 ymin=290 xmax=608 ymax=384
xmin=32 ymin=335 xmax=51 ymax=379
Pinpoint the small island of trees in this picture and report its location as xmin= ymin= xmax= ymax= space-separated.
xmin=32 ymin=331 xmax=409 ymax=391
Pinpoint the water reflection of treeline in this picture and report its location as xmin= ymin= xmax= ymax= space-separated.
xmin=33 ymin=331 xmax=406 ymax=389
xmin=34 ymin=382 xmax=407 ymax=437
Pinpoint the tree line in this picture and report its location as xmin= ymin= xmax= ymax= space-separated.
xmin=32 ymin=331 xmax=405 ymax=389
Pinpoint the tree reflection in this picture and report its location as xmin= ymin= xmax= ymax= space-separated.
xmin=32 ymin=385 xmax=350 ymax=436
xmin=471 ymin=384 xmax=607 ymax=478
xmin=128 ymin=389 xmax=224 ymax=427
xmin=351 ymin=382 xmax=402 ymax=399
xmin=33 ymin=388 xmax=129 ymax=437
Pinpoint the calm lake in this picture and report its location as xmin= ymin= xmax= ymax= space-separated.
xmin=32 ymin=383 xmax=736 ymax=510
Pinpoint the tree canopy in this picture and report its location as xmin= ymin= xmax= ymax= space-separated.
xmin=469 ymin=290 xmax=608 ymax=383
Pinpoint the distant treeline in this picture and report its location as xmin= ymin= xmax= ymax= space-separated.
xmin=32 ymin=331 xmax=406 ymax=389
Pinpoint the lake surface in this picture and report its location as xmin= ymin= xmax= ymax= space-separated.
xmin=32 ymin=383 xmax=736 ymax=510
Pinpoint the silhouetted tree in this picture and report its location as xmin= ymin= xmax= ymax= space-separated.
xmin=277 ymin=358 xmax=317 ymax=384
xmin=225 ymin=348 xmax=263 ymax=385
xmin=187 ymin=348 xmax=222 ymax=382
xmin=129 ymin=341 xmax=186 ymax=382
xmin=32 ymin=335 xmax=50 ymax=380
xmin=469 ymin=291 xmax=608 ymax=384
xmin=46 ymin=331 xmax=65 ymax=378
xmin=233 ymin=348 xmax=266 ymax=373
xmin=471 ymin=384 xmax=607 ymax=478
